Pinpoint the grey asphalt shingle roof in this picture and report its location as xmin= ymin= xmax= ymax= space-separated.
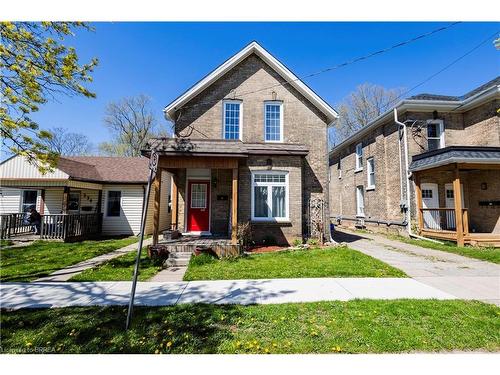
xmin=408 ymin=76 xmax=500 ymax=102
xmin=409 ymin=146 xmax=500 ymax=171
xmin=144 ymin=138 xmax=309 ymax=156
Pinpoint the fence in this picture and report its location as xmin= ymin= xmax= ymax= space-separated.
xmin=420 ymin=208 xmax=468 ymax=232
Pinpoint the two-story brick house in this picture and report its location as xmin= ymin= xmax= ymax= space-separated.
xmin=329 ymin=77 xmax=500 ymax=246
xmin=144 ymin=42 xmax=338 ymax=246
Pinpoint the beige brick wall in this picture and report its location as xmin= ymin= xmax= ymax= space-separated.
xmin=171 ymin=53 xmax=329 ymax=244
xmin=329 ymin=100 xmax=499 ymax=235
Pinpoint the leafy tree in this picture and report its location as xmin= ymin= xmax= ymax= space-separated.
xmin=99 ymin=95 xmax=169 ymax=156
xmin=0 ymin=22 xmax=98 ymax=171
xmin=42 ymin=126 xmax=93 ymax=156
xmin=329 ymin=83 xmax=404 ymax=147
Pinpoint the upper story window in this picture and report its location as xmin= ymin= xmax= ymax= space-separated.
xmin=355 ymin=143 xmax=363 ymax=171
xmin=264 ymin=101 xmax=283 ymax=142
xmin=223 ymin=100 xmax=242 ymax=140
xmin=367 ymin=157 xmax=375 ymax=190
xmin=426 ymin=120 xmax=444 ymax=151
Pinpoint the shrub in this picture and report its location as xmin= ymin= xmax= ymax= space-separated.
xmin=292 ymin=238 xmax=302 ymax=247
xmin=307 ymin=238 xmax=319 ymax=246
xmin=237 ymin=222 xmax=252 ymax=249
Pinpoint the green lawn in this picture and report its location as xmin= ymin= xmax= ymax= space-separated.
xmin=390 ymin=235 xmax=500 ymax=264
xmin=1 ymin=300 xmax=498 ymax=354
xmin=0 ymin=237 xmax=139 ymax=282
xmin=183 ymin=246 xmax=406 ymax=281
xmin=70 ymin=248 xmax=162 ymax=282
xmin=0 ymin=239 xmax=14 ymax=248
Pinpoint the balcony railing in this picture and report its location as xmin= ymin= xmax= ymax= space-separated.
xmin=0 ymin=213 xmax=103 ymax=241
xmin=420 ymin=208 xmax=468 ymax=232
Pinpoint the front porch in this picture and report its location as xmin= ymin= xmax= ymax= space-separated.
xmin=148 ymin=140 xmax=244 ymax=250
xmin=411 ymin=146 xmax=500 ymax=247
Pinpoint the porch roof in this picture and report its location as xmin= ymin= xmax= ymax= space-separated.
xmin=144 ymin=138 xmax=309 ymax=157
xmin=410 ymin=146 xmax=500 ymax=172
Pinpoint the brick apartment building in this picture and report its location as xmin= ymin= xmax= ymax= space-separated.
xmin=329 ymin=77 xmax=500 ymax=246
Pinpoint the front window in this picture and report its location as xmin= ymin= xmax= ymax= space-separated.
xmin=355 ymin=143 xmax=363 ymax=171
xmin=223 ymin=100 xmax=242 ymax=140
xmin=21 ymin=190 xmax=37 ymax=213
xmin=427 ymin=120 xmax=444 ymax=151
xmin=367 ymin=157 xmax=375 ymax=189
xmin=264 ymin=101 xmax=283 ymax=142
xmin=251 ymin=171 xmax=288 ymax=221
xmin=68 ymin=192 xmax=80 ymax=212
xmin=356 ymin=186 xmax=365 ymax=217
xmin=107 ymin=191 xmax=121 ymax=217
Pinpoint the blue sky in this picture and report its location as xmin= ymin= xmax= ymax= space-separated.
xmin=31 ymin=22 xmax=499 ymax=147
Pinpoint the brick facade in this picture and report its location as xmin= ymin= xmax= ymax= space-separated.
xmin=171 ymin=53 xmax=330 ymax=245
xmin=330 ymin=99 xmax=500 ymax=235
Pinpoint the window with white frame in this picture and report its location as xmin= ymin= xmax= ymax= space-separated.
xmin=21 ymin=190 xmax=37 ymax=213
xmin=356 ymin=186 xmax=365 ymax=217
xmin=106 ymin=191 xmax=121 ymax=217
xmin=264 ymin=101 xmax=283 ymax=142
xmin=367 ymin=157 xmax=375 ymax=189
xmin=223 ymin=100 xmax=242 ymax=140
xmin=426 ymin=120 xmax=444 ymax=151
xmin=355 ymin=143 xmax=363 ymax=171
xmin=251 ymin=171 xmax=288 ymax=221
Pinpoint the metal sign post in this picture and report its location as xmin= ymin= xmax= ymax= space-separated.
xmin=126 ymin=151 xmax=158 ymax=330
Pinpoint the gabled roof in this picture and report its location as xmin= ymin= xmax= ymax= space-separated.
xmin=164 ymin=41 xmax=338 ymax=124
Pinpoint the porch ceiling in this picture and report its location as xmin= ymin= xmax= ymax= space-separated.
xmin=410 ymin=146 xmax=500 ymax=172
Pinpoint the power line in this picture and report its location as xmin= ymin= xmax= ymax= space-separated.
xmin=331 ymin=29 xmax=499 ymax=144
xmin=178 ymin=22 xmax=462 ymax=112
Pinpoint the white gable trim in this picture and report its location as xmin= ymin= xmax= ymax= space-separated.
xmin=164 ymin=41 xmax=338 ymax=124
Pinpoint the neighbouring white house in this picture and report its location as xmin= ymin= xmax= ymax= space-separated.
xmin=0 ymin=155 xmax=171 ymax=240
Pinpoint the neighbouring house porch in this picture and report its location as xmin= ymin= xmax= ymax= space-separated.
xmin=410 ymin=146 xmax=500 ymax=247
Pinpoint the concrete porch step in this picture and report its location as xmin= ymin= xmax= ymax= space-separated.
xmin=166 ymin=252 xmax=192 ymax=267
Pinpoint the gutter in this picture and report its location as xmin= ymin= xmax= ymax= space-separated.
xmin=394 ymin=109 xmax=443 ymax=244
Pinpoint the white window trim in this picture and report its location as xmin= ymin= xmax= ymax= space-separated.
xmin=222 ymin=99 xmax=243 ymax=141
xmin=251 ymin=170 xmax=289 ymax=222
xmin=355 ymin=142 xmax=363 ymax=172
xmin=366 ymin=157 xmax=375 ymax=190
xmin=264 ymin=101 xmax=283 ymax=143
xmin=106 ymin=190 xmax=122 ymax=217
xmin=20 ymin=189 xmax=38 ymax=213
xmin=426 ymin=119 xmax=445 ymax=149
xmin=356 ymin=185 xmax=365 ymax=217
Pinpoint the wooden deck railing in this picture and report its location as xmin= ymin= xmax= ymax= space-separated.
xmin=420 ymin=208 xmax=469 ymax=232
xmin=0 ymin=213 xmax=103 ymax=241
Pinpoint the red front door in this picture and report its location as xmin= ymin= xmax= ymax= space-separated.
xmin=187 ymin=180 xmax=210 ymax=232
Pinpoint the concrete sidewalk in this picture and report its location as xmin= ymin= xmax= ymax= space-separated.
xmin=334 ymin=229 xmax=500 ymax=305
xmin=0 ymin=278 xmax=456 ymax=310
xmin=34 ymin=238 xmax=152 ymax=282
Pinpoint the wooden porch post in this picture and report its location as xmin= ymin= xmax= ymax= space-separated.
xmin=152 ymin=169 xmax=162 ymax=245
xmin=453 ymin=165 xmax=465 ymax=246
xmin=62 ymin=187 xmax=69 ymax=214
xmin=414 ymin=172 xmax=423 ymax=234
xmin=231 ymin=168 xmax=238 ymax=245
xmin=171 ymin=175 xmax=178 ymax=231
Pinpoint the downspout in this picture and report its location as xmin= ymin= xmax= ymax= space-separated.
xmin=394 ymin=108 xmax=443 ymax=244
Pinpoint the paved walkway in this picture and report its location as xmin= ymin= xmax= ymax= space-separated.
xmin=34 ymin=238 xmax=152 ymax=282
xmin=334 ymin=229 xmax=500 ymax=305
xmin=0 ymin=278 xmax=455 ymax=309
xmin=149 ymin=266 xmax=188 ymax=282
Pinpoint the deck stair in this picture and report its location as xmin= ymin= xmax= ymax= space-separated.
xmin=165 ymin=251 xmax=192 ymax=267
